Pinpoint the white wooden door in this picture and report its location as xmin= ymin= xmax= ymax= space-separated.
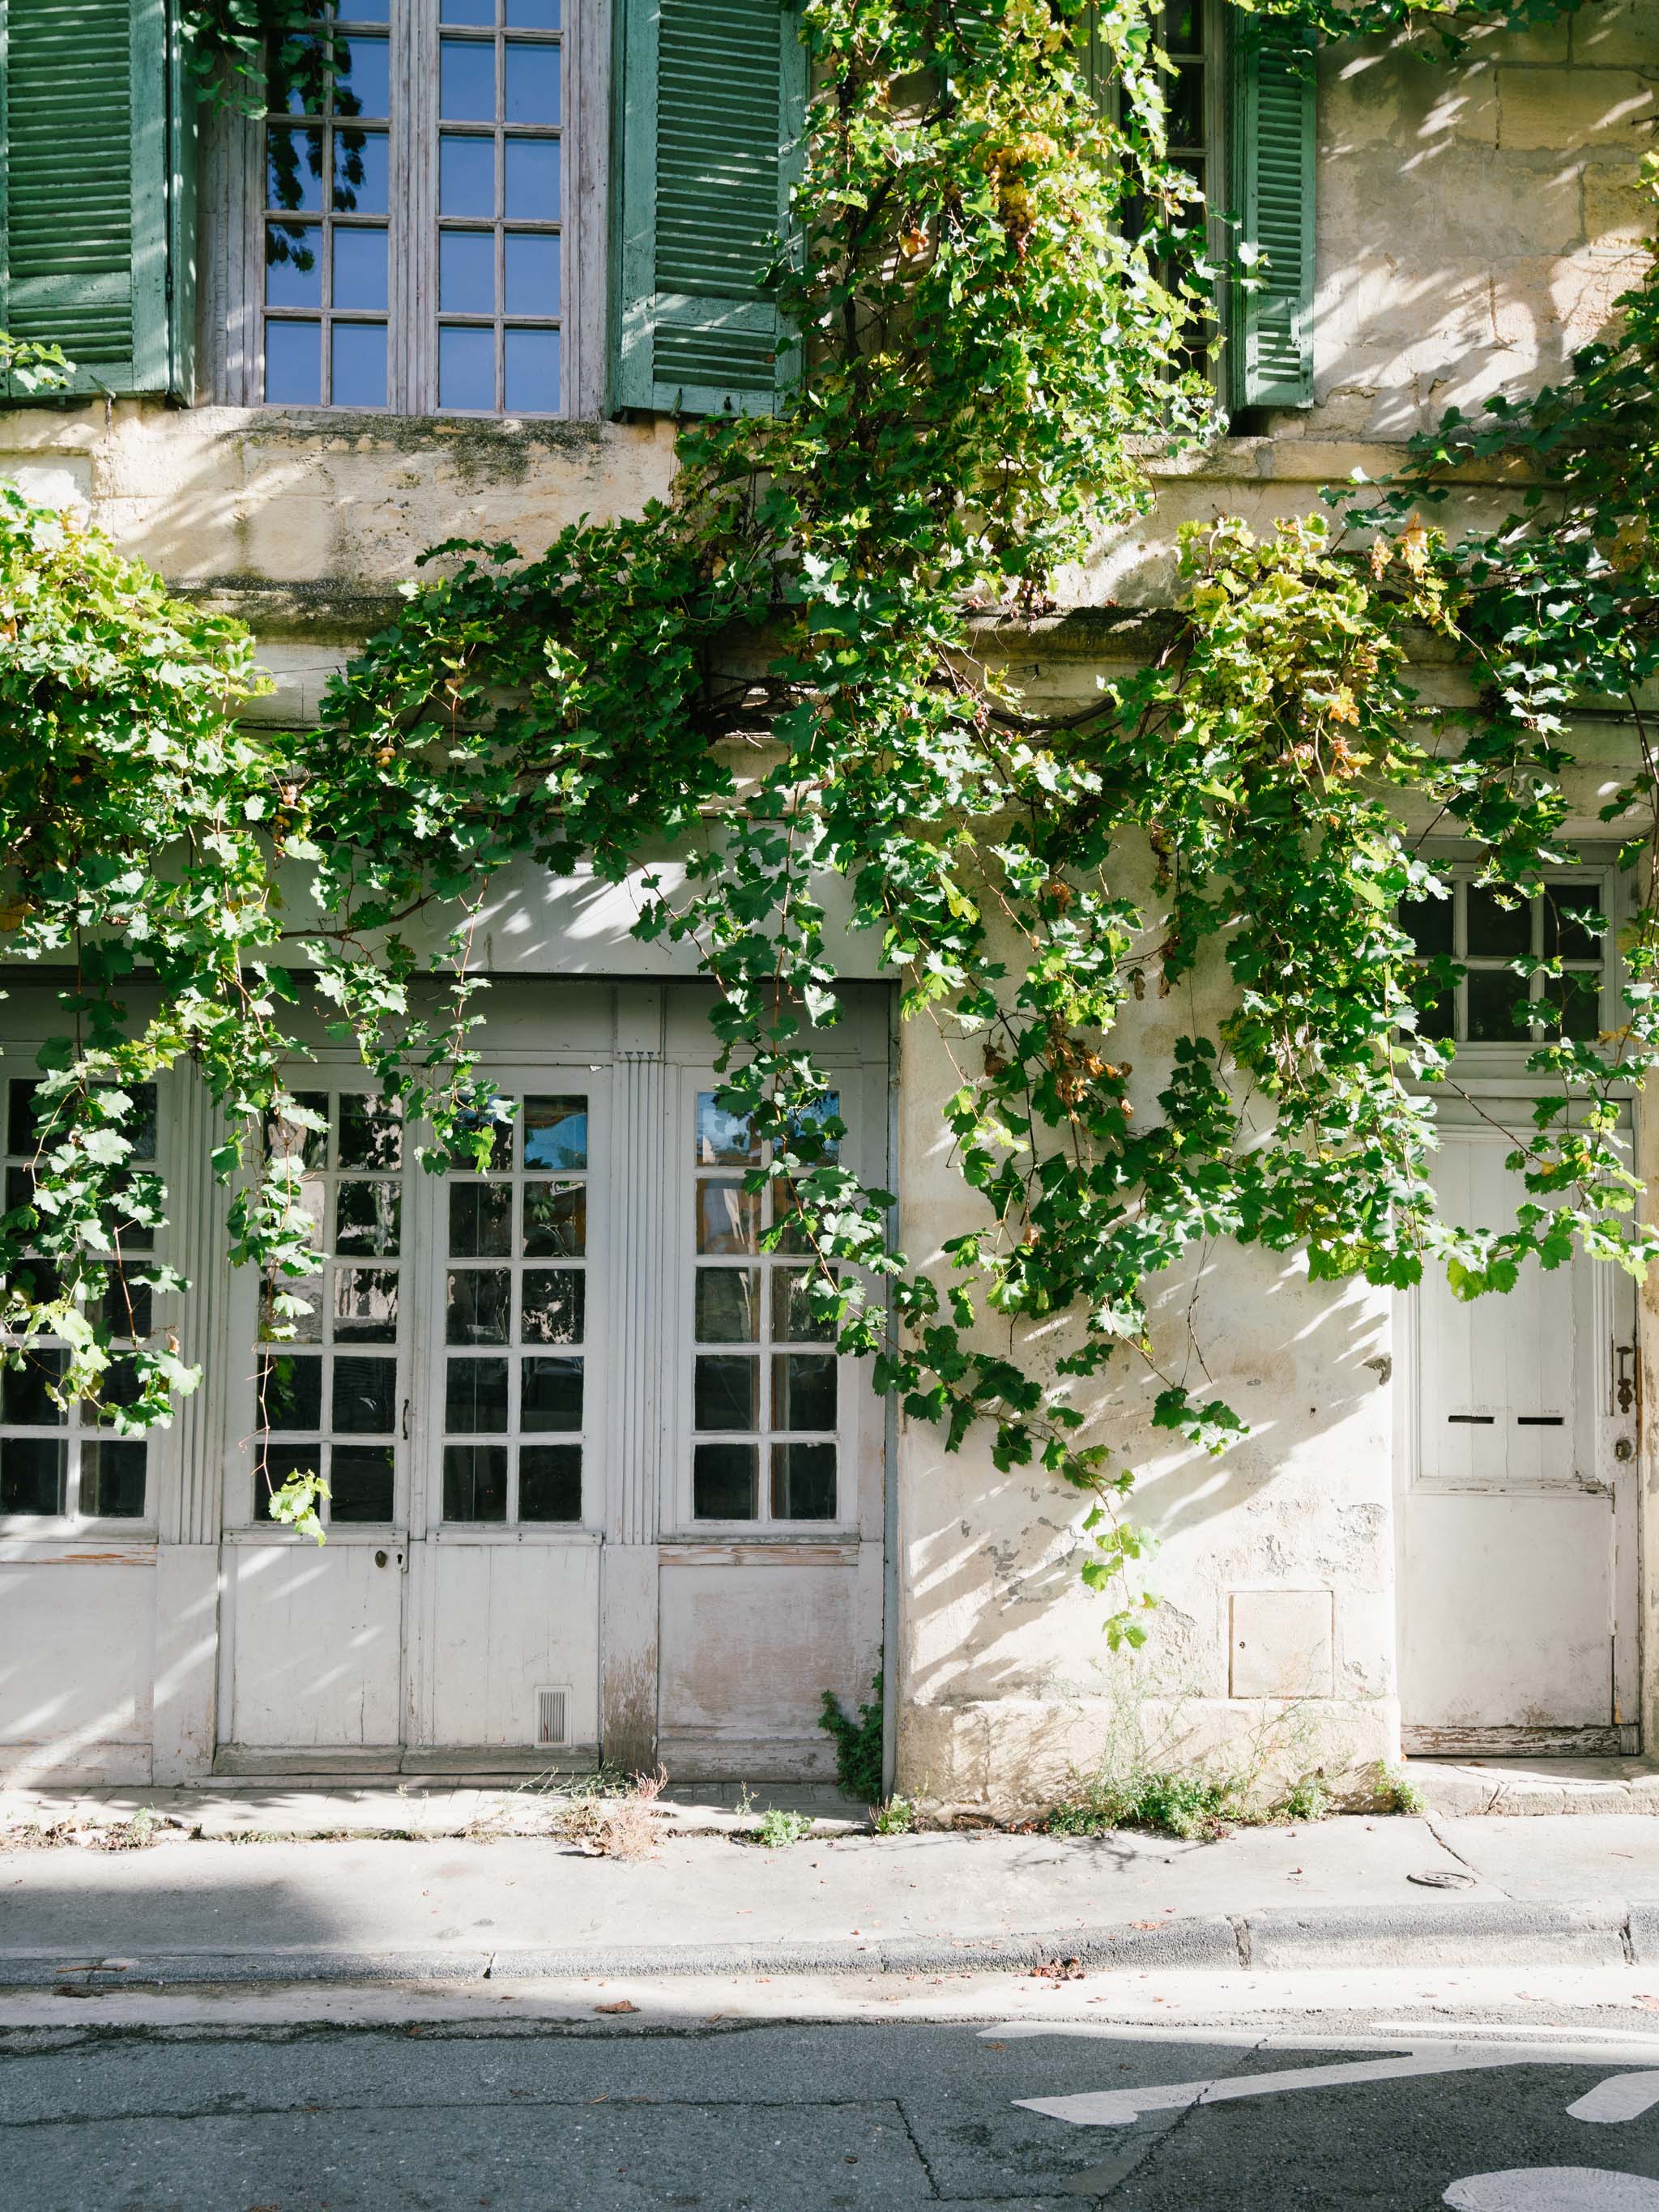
xmin=1398 ymin=1121 xmax=1640 ymax=1754
xmin=218 ymin=1079 xmax=413 ymax=1772
xmin=403 ymin=1061 xmax=607 ymax=1767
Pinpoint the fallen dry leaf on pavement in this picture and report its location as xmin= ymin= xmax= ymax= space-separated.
xmin=595 ymin=2000 xmax=639 ymax=2014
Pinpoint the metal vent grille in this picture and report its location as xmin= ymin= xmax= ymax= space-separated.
xmin=536 ymin=1687 xmax=569 ymax=1748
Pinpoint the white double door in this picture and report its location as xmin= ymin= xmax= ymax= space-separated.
xmin=215 ymin=980 xmax=889 ymax=1775
xmin=1397 ymin=1114 xmax=1640 ymax=1754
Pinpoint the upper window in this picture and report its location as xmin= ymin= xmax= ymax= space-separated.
xmin=1401 ymin=877 xmax=1610 ymax=1046
xmin=258 ymin=0 xmax=566 ymax=413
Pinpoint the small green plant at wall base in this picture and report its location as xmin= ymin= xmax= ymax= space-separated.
xmin=1281 ymin=1773 xmax=1334 ymax=1824
xmin=1047 ymin=1771 xmax=1258 ymax=1842
xmin=820 ymin=1676 xmax=885 ymax=1806
xmin=755 ymin=1807 xmax=813 ymax=1849
xmin=1371 ymin=1762 xmax=1427 ymax=1816
xmin=871 ymin=1796 xmax=917 ymax=1836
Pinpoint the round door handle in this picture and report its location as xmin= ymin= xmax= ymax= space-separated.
xmin=374 ymin=1549 xmax=389 ymax=1567
xmin=1615 ymin=1438 xmax=1636 ymax=1463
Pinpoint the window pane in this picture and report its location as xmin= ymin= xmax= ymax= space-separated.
xmin=7 ymin=1080 xmax=43 ymax=1154
xmin=329 ymin=1444 xmax=395 ymax=1522
xmin=442 ymin=0 xmax=496 ymax=19
xmin=104 ymin=1270 xmax=153 ymax=1340
xmin=1 ymin=1348 xmax=65 ymax=1427
xmin=522 ymin=1355 xmax=582 ymax=1431
xmin=1399 ymin=893 xmax=1453 ymax=959
xmin=333 ymin=227 xmax=389 ymax=313
xmin=441 ymin=134 xmax=497 ymax=216
xmin=697 ymin=1180 xmax=759 ymax=1255
xmin=267 ymin=125 xmax=326 ymax=212
xmin=336 ymin=1180 xmax=401 ymax=1254
xmin=265 ymin=319 xmax=322 ymax=403
xmin=786 ymin=1094 xmax=841 ymax=1161
xmin=333 ymin=33 xmax=390 ymax=118
xmin=693 ymin=1442 xmax=755 ymax=1519
xmin=333 ymin=127 xmax=389 ymax=213
xmin=504 ymin=231 xmax=559 ymax=316
xmin=258 ymin=1446 xmax=319 ymax=1518
xmin=504 ymin=327 xmax=559 ymax=413
xmin=771 ymin=1443 xmax=836 ymax=1521
xmin=448 ymin=1268 xmax=510 ymax=1344
xmin=520 ymin=1443 xmax=580 ymax=1520
xmin=332 ymin=1354 xmax=396 ymax=1434
xmin=267 ymin=225 xmax=323 ymax=307
xmin=441 ymin=230 xmax=496 ymax=314
xmin=334 ymin=1267 xmax=399 ymax=1342
xmin=773 ymin=1352 xmax=837 ymax=1431
xmin=1466 ymin=888 xmax=1531 ymax=960
xmin=523 ymin=1096 xmax=587 ymax=1170
xmin=506 ymin=0 xmax=559 ymax=19
xmin=694 ymin=1353 xmax=756 ymax=1431
xmin=1544 ymin=890 xmax=1602 ymax=962
xmin=269 ymin=33 xmax=329 ymax=114
xmin=440 ymin=324 xmax=495 ymax=410
xmin=332 ymin=321 xmax=387 ymax=407
xmin=259 ymin=1351 xmax=322 ymax=1432
xmin=444 ymin=1443 xmax=508 ymax=1521
xmin=696 ymin=1268 xmax=758 ymax=1343
xmin=446 ymin=1356 xmax=509 ymax=1432
xmin=339 ymin=1095 xmax=401 ymax=1171
xmin=504 ymin=137 xmax=559 ymax=219
xmin=773 ymin=1268 xmax=836 ymax=1343
xmin=1406 ymin=965 xmax=1454 ymax=1042
xmin=521 ymin=1268 xmax=583 ymax=1345
xmin=696 ymin=1093 xmax=758 ymax=1165
xmin=441 ymin=38 xmax=498 ymax=119
xmin=266 ymin=1092 xmax=330 ymax=1168
xmin=0 ymin=1437 xmax=66 ymax=1514
xmin=1466 ymin=969 xmax=1530 ymax=1042
xmin=81 ymin=1441 xmax=147 ymax=1519
xmin=1543 ymin=970 xmax=1601 ymax=1041
xmin=522 ymin=1181 xmax=584 ymax=1256
xmin=450 ymin=1182 xmax=513 ymax=1258
xmin=260 ymin=1275 xmax=323 ymax=1343
xmin=505 ymin=40 xmax=559 ymax=121
xmin=1169 ymin=64 xmax=1204 ymax=144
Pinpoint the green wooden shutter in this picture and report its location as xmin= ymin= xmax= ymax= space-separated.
xmin=1227 ymin=19 xmax=1316 ymax=412
xmin=612 ymin=0 xmax=804 ymax=416
xmin=0 ymin=0 xmax=195 ymax=400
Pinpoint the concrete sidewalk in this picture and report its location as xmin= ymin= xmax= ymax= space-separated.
xmin=2 ymin=1796 xmax=1659 ymax=1986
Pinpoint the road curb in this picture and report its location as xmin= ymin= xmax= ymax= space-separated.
xmin=3 ymin=1901 xmax=1648 ymax=1988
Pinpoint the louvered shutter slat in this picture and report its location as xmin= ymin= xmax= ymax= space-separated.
xmin=1228 ymin=21 xmax=1316 ymax=411
xmin=612 ymin=0 xmax=804 ymax=416
xmin=0 ymin=0 xmax=194 ymax=399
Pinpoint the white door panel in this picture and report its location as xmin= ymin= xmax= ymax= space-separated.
xmin=228 ymin=1545 xmax=403 ymax=1747
xmin=1400 ymin=1490 xmax=1613 ymax=1730
xmin=424 ymin=1543 xmax=600 ymax=1749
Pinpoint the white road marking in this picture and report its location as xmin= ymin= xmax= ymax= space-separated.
xmin=1017 ymin=2049 xmax=1536 ymax=2126
xmin=1444 ymin=2172 xmax=1659 ymax=2211
xmin=1569 ymin=2075 xmax=1659 ymax=2125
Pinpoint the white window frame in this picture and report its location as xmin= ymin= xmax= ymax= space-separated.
xmin=226 ymin=1073 xmax=413 ymax=1537
xmin=1403 ymin=856 xmax=1630 ymax=1072
xmin=202 ymin=0 xmax=609 ymax=416
xmin=667 ymin=1061 xmax=883 ymax=1541
xmin=0 ymin=1060 xmax=178 ymax=1540
xmin=420 ymin=1064 xmax=605 ymax=1541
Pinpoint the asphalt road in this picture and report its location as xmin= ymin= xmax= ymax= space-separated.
xmin=8 ymin=1997 xmax=1659 ymax=2210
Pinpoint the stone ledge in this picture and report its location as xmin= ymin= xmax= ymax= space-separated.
xmin=1409 ymin=1755 xmax=1659 ymax=1816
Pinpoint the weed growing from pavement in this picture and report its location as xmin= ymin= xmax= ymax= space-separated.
xmin=753 ymin=1808 xmax=814 ymax=1849
xmin=1371 ymin=1762 xmax=1428 ymax=1816
xmin=555 ymin=1767 xmax=667 ymax=1861
xmin=871 ymin=1796 xmax=916 ymax=1835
